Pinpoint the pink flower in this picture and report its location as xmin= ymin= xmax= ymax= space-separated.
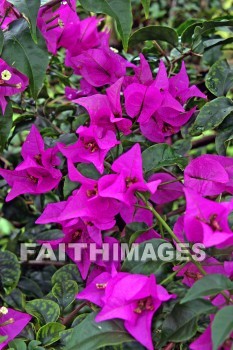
xmin=58 ymin=124 xmax=119 ymax=174
xmin=0 ymin=125 xmax=62 ymax=201
xmin=68 ymin=48 xmax=127 ymax=87
xmin=95 ymin=273 xmax=175 ymax=350
xmin=183 ymin=188 xmax=233 ymax=248
xmin=184 ymin=154 xmax=233 ymax=196
xmin=0 ymin=59 xmax=29 ymax=114
xmin=0 ymin=307 xmax=31 ymax=350
xmin=37 ymin=0 xmax=78 ymax=54
xmin=0 ymin=0 xmax=20 ymax=30
xmin=149 ymin=173 xmax=183 ymax=204
xmin=169 ymin=61 xmax=207 ymax=104
xmin=98 ymin=144 xmax=161 ymax=206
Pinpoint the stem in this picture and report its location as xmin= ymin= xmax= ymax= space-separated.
xmin=160 ymin=263 xmax=186 ymax=285
xmin=159 ymin=177 xmax=184 ymax=186
xmin=153 ymin=40 xmax=171 ymax=68
xmin=61 ymin=302 xmax=88 ymax=326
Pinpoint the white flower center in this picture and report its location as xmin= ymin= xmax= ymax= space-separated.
xmin=0 ymin=307 xmax=8 ymax=315
xmin=1 ymin=70 xmax=12 ymax=81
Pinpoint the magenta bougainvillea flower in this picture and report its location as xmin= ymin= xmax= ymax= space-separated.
xmin=184 ymin=154 xmax=233 ymax=196
xmin=0 ymin=0 xmax=20 ymax=29
xmin=37 ymin=0 xmax=78 ymax=54
xmin=58 ymin=124 xmax=119 ymax=173
xmin=0 ymin=58 xmax=29 ymax=114
xmin=123 ymin=59 xmax=206 ymax=143
xmin=0 ymin=125 xmax=62 ymax=201
xmin=173 ymin=257 xmax=229 ymax=287
xmin=169 ymin=61 xmax=207 ymax=103
xmin=182 ymin=188 xmax=233 ymax=248
xmin=65 ymin=79 xmax=97 ymax=100
xmin=98 ymin=144 xmax=161 ymax=206
xmin=149 ymin=173 xmax=183 ymax=204
xmin=0 ymin=307 xmax=31 ymax=350
xmin=61 ymin=16 xmax=103 ymax=56
xmin=124 ymin=83 xmax=163 ymax=124
xmin=77 ymin=272 xmax=174 ymax=350
xmin=68 ymin=47 xmax=128 ymax=87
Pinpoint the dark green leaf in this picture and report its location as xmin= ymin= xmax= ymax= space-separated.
xmin=206 ymin=59 xmax=233 ymax=97
xmin=176 ymin=19 xmax=202 ymax=36
xmin=8 ymin=339 xmax=27 ymax=350
xmin=181 ymin=274 xmax=233 ymax=303
xmin=36 ymin=322 xmax=65 ymax=346
xmin=52 ymin=264 xmax=82 ymax=284
xmin=142 ymin=143 xmax=187 ymax=172
xmin=63 ymin=175 xmax=79 ymax=198
xmin=190 ymin=97 xmax=233 ymax=136
xmin=160 ymin=300 xmax=217 ymax=345
xmin=77 ymin=163 xmax=101 ymax=180
xmin=66 ymin=312 xmax=133 ymax=350
xmin=28 ymin=340 xmax=45 ymax=350
xmin=181 ymin=21 xmax=204 ymax=43
xmin=4 ymin=288 xmax=26 ymax=310
xmin=8 ymin=0 xmax=40 ymax=42
xmin=124 ymin=222 xmax=149 ymax=245
xmin=52 ymin=280 xmax=78 ymax=311
xmin=141 ymin=0 xmax=150 ymax=18
xmin=0 ymin=29 xmax=4 ymax=55
xmin=79 ymin=0 xmax=132 ymax=51
xmin=0 ymin=250 xmax=21 ymax=295
xmin=25 ymin=299 xmax=60 ymax=325
xmin=0 ymin=102 xmax=13 ymax=152
xmin=129 ymin=25 xmax=178 ymax=47
xmin=2 ymin=19 xmax=49 ymax=98
xmin=192 ymin=20 xmax=233 ymax=50
xmin=212 ymin=306 xmax=233 ymax=350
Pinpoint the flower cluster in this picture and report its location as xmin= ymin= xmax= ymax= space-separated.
xmin=0 ymin=1 xmax=233 ymax=349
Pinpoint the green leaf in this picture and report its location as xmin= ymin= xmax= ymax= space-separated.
xmin=77 ymin=163 xmax=101 ymax=180
xmin=8 ymin=0 xmax=41 ymax=42
xmin=63 ymin=175 xmax=79 ymax=198
xmin=212 ymin=306 xmax=233 ymax=350
xmin=129 ymin=25 xmax=178 ymax=47
xmin=141 ymin=0 xmax=150 ymax=18
xmin=181 ymin=21 xmax=204 ymax=44
xmin=0 ymin=336 xmax=8 ymax=345
xmin=192 ymin=20 xmax=233 ymax=50
xmin=36 ymin=322 xmax=65 ymax=346
xmin=25 ymin=299 xmax=60 ymax=325
xmin=142 ymin=143 xmax=187 ymax=172
xmin=4 ymin=288 xmax=26 ymax=310
xmin=181 ymin=274 xmax=233 ymax=303
xmin=28 ymin=340 xmax=45 ymax=350
xmin=190 ymin=97 xmax=233 ymax=136
xmin=0 ymin=250 xmax=21 ymax=295
xmin=2 ymin=19 xmax=49 ymax=99
xmin=159 ymin=300 xmax=217 ymax=345
xmin=52 ymin=264 xmax=82 ymax=285
xmin=8 ymin=339 xmax=27 ymax=350
xmin=206 ymin=59 xmax=233 ymax=97
xmin=0 ymin=102 xmax=13 ymax=152
xmin=121 ymin=239 xmax=174 ymax=277
xmin=66 ymin=312 xmax=133 ymax=350
xmin=79 ymin=0 xmax=132 ymax=51
xmin=124 ymin=222 xmax=149 ymax=245
xmin=0 ymin=29 xmax=4 ymax=55
xmin=52 ymin=280 xmax=78 ymax=311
